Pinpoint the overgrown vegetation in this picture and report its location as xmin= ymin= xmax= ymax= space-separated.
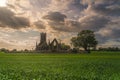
xmin=0 ymin=52 xmax=120 ymax=80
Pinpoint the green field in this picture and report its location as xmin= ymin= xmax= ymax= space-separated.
xmin=0 ymin=52 xmax=120 ymax=80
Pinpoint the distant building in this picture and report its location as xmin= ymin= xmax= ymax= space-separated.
xmin=36 ymin=33 xmax=62 ymax=52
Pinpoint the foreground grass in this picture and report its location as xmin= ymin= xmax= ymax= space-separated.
xmin=0 ymin=52 xmax=120 ymax=80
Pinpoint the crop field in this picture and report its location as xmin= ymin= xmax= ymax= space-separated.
xmin=0 ymin=51 xmax=120 ymax=80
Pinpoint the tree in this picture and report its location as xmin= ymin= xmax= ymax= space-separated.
xmin=61 ymin=43 xmax=71 ymax=50
xmin=11 ymin=49 xmax=17 ymax=52
xmin=0 ymin=48 xmax=9 ymax=53
xmin=24 ymin=49 xmax=29 ymax=52
xmin=71 ymin=30 xmax=98 ymax=53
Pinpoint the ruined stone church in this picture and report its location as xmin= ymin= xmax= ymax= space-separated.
xmin=35 ymin=33 xmax=62 ymax=52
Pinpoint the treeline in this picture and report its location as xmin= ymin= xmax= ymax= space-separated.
xmin=0 ymin=47 xmax=120 ymax=53
xmin=98 ymin=47 xmax=120 ymax=51
xmin=0 ymin=44 xmax=71 ymax=53
xmin=0 ymin=48 xmax=33 ymax=53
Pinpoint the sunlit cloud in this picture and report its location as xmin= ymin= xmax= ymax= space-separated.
xmin=0 ymin=0 xmax=120 ymax=50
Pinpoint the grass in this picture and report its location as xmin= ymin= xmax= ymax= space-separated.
xmin=0 ymin=51 xmax=120 ymax=80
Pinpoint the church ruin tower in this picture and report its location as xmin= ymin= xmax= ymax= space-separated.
xmin=40 ymin=33 xmax=47 ymax=44
xmin=36 ymin=32 xmax=48 ymax=51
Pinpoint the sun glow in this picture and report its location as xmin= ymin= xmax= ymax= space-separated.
xmin=0 ymin=0 xmax=7 ymax=7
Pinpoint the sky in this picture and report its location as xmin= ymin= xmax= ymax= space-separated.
xmin=0 ymin=0 xmax=120 ymax=50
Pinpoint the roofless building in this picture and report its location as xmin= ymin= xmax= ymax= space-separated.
xmin=36 ymin=33 xmax=62 ymax=52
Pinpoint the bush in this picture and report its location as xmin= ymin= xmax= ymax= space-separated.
xmin=71 ymin=48 xmax=79 ymax=53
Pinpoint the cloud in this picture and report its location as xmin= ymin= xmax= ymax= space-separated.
xmin=0 ymin=30 xmax=40 ymax=50
xmin=83 ymin=0 xmax=120 ymax=16
xmin=0 ymin=7 xmax=30 ymax=29
xmin=79 ymin=15 xmax=110 ymax=30
xmin=43 ymin=12 xmax=67 ymax=22
xmin=34 ymin=20 xmax=46 ymax=29
xmin=97 ymin=16 xmax=120 ymax=37
xmin=42 ymin=11 xmax=109 ymax=32
xmin=0 ymin=0 xmax=119 ymax=49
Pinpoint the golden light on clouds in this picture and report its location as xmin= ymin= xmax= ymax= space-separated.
xmin=0 ymin=0 xmax=7 ymax=7
xmin=0 ymin=0 xmax=119 ymax=50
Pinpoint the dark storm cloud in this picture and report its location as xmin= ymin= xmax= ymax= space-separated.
xmin=87 ymin=0 xmax=120 ymax=16
xmin=0 ymin=7 xmax=30 ymax=29
xmin=43 ymin=12 xmax=109 ymax=32
xmin=43 ymin=12 xmax=67 ymax=22
xmin=79 ymin=15 xmax=110 ymax=31
xmin=43 ymin=12 xmax=76 ymax=32
xmin=96 ymin=24 xmax=120 ymax=44
xmin=102 ymin=28 xmax=120 ymax=38
xmin=67 ymin=15 xmax=109 ymax=32
xmin=111 ymin=30 xmax=120 ymax=38
xmin=92 ymin=5 xmax=120 ymax=16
